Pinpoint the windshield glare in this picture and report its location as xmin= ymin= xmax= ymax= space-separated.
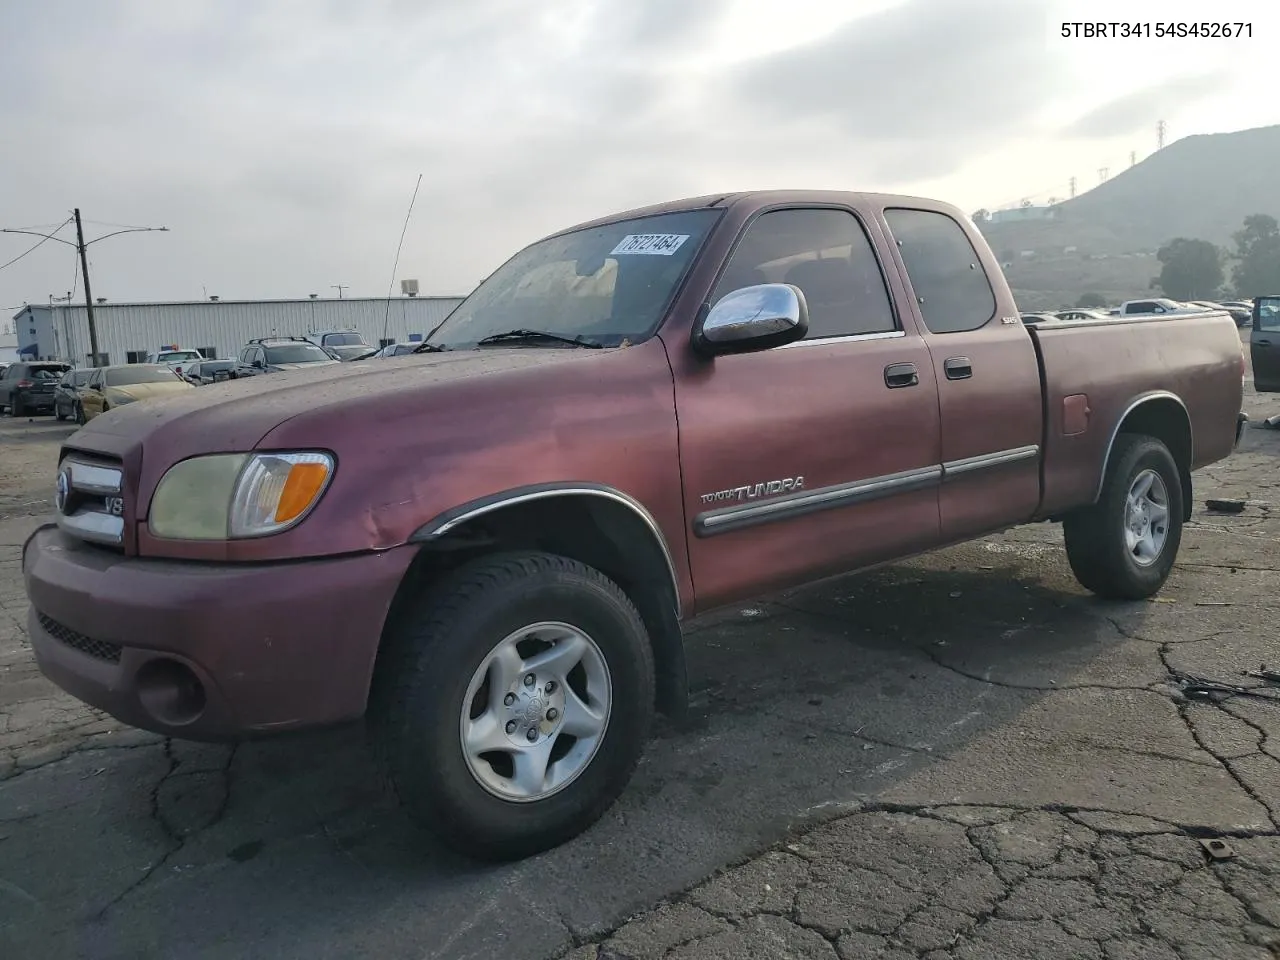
xmin=327 ymin=344 xmax=371 ymax=358
xmin=107 ymin=366 xmax=183 ymax=386
xmin=426 ymin=209 xmax=720 ymax=348
xmin=266 ymin=344 xmax=332 ymax=364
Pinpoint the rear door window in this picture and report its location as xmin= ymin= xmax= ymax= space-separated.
xmin=883 ymin=208 xmax=997 ymax=334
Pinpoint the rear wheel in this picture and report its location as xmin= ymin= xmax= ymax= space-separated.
xmin=55 ymin=402 xmax=67 ymax=421
xmin=1063 ymin=434 xmax=1183 ymax=600
xmin=74 ymin=402 xmax=86 ymax=425
xmin=371 ymin=551 xmax=655 ymax=861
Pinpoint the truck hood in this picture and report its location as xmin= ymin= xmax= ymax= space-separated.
xmin=65 ymin=347 xmax=604 ymax=458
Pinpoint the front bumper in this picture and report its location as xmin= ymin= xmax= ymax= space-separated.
xmin=22 ymin=524 xmax=417 ymax=741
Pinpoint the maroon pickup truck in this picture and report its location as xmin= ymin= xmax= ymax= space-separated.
xmin=23 ymin=190 xmax=1246 ymax=860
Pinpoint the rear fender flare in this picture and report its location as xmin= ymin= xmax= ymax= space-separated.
xmin=1094 ymin=391 xmax=1194 ymax=518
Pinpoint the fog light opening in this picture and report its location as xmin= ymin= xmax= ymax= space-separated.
xmin=136 ymin=658 xmax=207 ymax=727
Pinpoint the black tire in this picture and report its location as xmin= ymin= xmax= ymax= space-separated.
xmin=370 ymin=551 xmax=655 ymax=861
xmin=74 ymin=402 xmax=86 ymax=425
xmin=11 ymin=396 xmax=25 ymax=418
xmin=1063 ymin=434 xmax=1183 ymax=600
xmin=55 ymin=403 xmax=67 ymax=422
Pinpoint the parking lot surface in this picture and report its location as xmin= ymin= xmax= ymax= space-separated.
xmin=4 ymin=369 xmax=1280 ymax=959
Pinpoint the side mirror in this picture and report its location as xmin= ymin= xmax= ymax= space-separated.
xmin=691 ymin=283 xmax=809 ymax=357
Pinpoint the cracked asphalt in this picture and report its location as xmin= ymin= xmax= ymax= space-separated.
xmin=3 ymin=346 xmax=1280 ymax=960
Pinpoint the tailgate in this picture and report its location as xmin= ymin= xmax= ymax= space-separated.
xmin=1025 ymin=312 xmax=1243 ymax=516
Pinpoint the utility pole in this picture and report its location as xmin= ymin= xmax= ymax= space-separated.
xmin=1157 ymin=120 xmax=1166 ymax=150
xmin=331 ymin=284 xmax=348 ymax=299
xmin=1098 ymin=167 xmax=1109 ymax=184
xmin=1 ymin=211 xmax=167 ymax=367
xmin=73 ymin=209 xmax=101 ymax=366
xmin=1069 ymin=176 xmax=1077 ymax=199
xmin=1130 ymin=150 xmax=1137 ymax=167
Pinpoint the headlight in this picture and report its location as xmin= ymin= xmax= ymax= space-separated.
xmin=149 ymin=451 xmax=334 ymax=540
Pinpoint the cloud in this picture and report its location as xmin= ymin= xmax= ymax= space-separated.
xmin=722 ymin=0 xmax=1071 ymax=180
xmin=1064 ymin=72 xmax=1235 ymax=139
xmin=0 ymin=0 xmax=1266 ymax=309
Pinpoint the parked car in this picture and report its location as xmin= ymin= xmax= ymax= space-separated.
xmin=1251 ymin=295 xmax=1280 ymax=392
xmin=76 ymin=363 xmax=194 ymax=424
xmin=147 ymin=348 xmax=205 ymax=378
xmin=1055 ymin=309 xmax=1111 ymax=322
xmin=183 ymin=359 xmax=238 ymax=385
xmin=309 ymin=330 xmax=374 ymax=361
xmin=234 ymin=337 xmax=342 ymax=377
xmin=0 ymin=360 xmax=72 ymax=417
xmin=1116 ymin=298 xmax=1207 ymax=317
xmin=1191 ymin=301 xmax=1252 ymax=327
xmin=22 ymin=189 xmax=1246 ymax=862
xmin=53 ymin=368 xmax=94 ymax=421
xmin=360 ymin=342 xmax=421 ymax=359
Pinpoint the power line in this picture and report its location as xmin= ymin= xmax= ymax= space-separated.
xmin=0 ymin=218 xmax=72 ymax=271
xmin=81 ymin=219 xmax=157 ymax=231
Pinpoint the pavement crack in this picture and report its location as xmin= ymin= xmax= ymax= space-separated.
xmin=1158 ymin=644 xmax=1280 ymax=831
xmin=918 ymin=641 xmax=1161 ymax=695
xmin=90 ymin=740 xmax=237 ymax=920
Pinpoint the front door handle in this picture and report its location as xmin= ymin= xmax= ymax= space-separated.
xmin=884 ymin=362 xmax=919 ymax=389
xmin=944 ymin=356 xmax=973 ymax=380
xmin=1258 ymin=339 xmax=1272 ymax=347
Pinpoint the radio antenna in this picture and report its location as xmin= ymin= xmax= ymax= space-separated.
xmin=383 ymin=173 xmax=423 ymax=343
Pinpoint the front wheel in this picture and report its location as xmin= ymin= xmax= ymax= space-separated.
xmin=371 ymin=551 xmax=655 ymax=861
xmin=1063 ymin=434 xmax=1183 ymax=600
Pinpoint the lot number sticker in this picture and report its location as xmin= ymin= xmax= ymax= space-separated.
xmin=610 ymin=234 xmax=690 ymax=256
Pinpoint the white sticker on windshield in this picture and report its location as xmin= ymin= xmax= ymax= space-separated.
xmin=610 ymin=234 xmax=690 ymax=256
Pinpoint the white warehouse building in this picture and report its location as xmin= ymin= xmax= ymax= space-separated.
xmin=11 ymin=295 xmax=466 ymax=367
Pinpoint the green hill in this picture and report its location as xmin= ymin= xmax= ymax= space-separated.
xmin=977 ymin=123 xmax=1280 ymax=309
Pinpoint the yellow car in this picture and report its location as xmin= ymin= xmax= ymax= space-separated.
xmin=76 ymin=363 xmax=195 ymax=424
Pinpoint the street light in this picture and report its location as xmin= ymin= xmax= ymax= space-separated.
xmin=1 ymin=208 xmax=169 ymax=365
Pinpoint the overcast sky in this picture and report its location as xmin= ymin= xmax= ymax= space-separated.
xmin=1 ymin=0 xmax=1275 ymax=311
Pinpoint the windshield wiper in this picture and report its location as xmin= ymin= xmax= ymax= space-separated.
xmin=474 ymin=329 xmax=603 ymax=349
xmin=412 ymin=341 xmax=448 ymax=354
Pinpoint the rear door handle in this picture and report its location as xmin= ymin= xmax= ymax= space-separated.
xmin=944 ymin=356 xmax=973 ymax=380
xmin=884 ymin=362 xmax=919 ymax=389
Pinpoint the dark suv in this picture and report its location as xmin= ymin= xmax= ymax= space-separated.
xmin=0 ymin=361 xmax=72 ymax=417
xmin=235 ymin=337 xmax=341 ymax=378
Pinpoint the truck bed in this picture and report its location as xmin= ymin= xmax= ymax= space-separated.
xmin=1023 ymin=310 xmax=1244 ymax=518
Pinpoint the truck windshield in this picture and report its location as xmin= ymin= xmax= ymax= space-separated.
xmin=323 ymin=333 xmax=366 ymax=346
xmin=424 ymin=209 xmax=720 ymax=348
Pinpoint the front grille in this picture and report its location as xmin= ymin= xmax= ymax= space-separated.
xmin=55 ymin=454 xmax=126 ymax=550
xmin=38 ymin=612 xmax=123 ymax=663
